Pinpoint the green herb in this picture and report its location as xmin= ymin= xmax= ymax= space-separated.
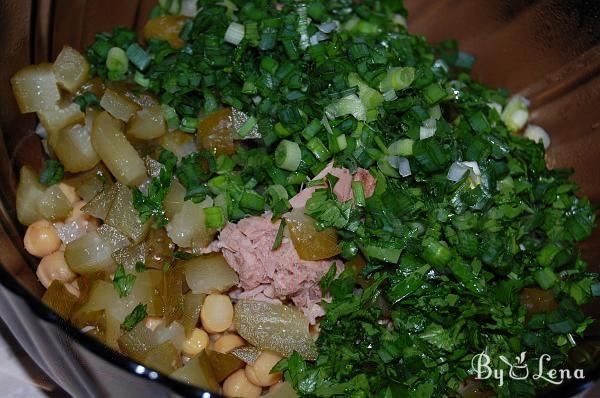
xmin=132 ymin=148 xmax=177 ymax=228
xmin=83 ymin=1 xmax=598 ymax=396
xmin=39 ymin=159 xmax=64 ymax=186
xmin=126 ymin=43 xmax=151 ymax=71
xmin=204 ymin=206 xmax=226 ymax=229
xmin=113 ymin=264 xmax=136 ymax=298
xmin=272 ymin=218 xmax=286 ymax=250
xmin=106 ymin=47 xmax=129 ymax=81
xmin=135 ymin=261 xmax=146 ymax=273
xmin=176 ymin=151 xmax=215 ymax=203
xmin=122 ymin=304 xmax=147 ymax=331
xmin=73 ymin=92 xmax=100 ymax=112
xmin=173 ymin=251 xmax=194 ymax=260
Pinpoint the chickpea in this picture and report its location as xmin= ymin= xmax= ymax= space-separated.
xmin=182 ymin=328 xmax=209 ymax=357
xmin=24 ymin=220 xmax=61 ymax=257
xmin=36 ymin=251 xmax=76 ymax=288
xmin=200 ymin=294 xmax=233 ymax=333
xmin=245 ymin=350 xmax=282 ymax=387
xmin=59 ymin=183 xmax=79 ymax=204
xmin=214 ymin=334 xmax=246 ymax=354
xmin=222 ymin=369 xmax=261 ymax=398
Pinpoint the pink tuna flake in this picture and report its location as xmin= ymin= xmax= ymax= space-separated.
xmin=289 ymin=162 xmax=376 ymax=208
xmin=210 ymin=215 xmax=342 ymax=324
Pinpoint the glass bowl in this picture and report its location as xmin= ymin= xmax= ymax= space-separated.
xmin=0 ymin=0 xmax=598 ymax=396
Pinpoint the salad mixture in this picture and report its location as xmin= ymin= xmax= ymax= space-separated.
xmin=10 ymin=0 xmax=598 ymax=397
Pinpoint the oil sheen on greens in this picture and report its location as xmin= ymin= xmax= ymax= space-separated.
xmin=84 ymin=0 xmax=597 ymax=397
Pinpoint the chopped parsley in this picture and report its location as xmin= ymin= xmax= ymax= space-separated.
xmin=73 ymin=91 xmax=100 ymax=112
xmin=113 ymin=264 xmax=136 ymax=298
xmin=132 ymin=148 xmax=177 ymax=228
xmin=122 ymin=304 xmax=147 ymax=331
xmin=135 ymin=261 xmax=146 ymax=273
xmin=173 ymin=251 xmax=194 ymax=260
xmin=39 ymin=159 xmax=64 ymax=186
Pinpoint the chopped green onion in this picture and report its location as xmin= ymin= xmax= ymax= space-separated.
xmin=306 ymin=178 xmax=325 ymax=188
xmin=224 ymin=22 xmax=245 ymax=46
xmin=379 ymin=67 xmax=415 ymax=92
xmin=360 ymin=242 xmax=402 ymax=263
xmin=374 ymin=135 xmax=388 ymax=153
xmin=468 ymin=111 xmax=491 ymax=134
xmin=237 ymin=116 xmax=258 ymax=138
xmin=245 ymin=22 xmax=259 ymax=46
xmin=501 ymin=95 xmax=530 ymax=132
xmin=213 ymin=193 xmax=229 ymax=220
xmin=383 ymin=90 xmax=397 ymax=102
xmin=272 ymin=219 xmax=286 ymax=250
xmin=523 ymin=124 xmax=550 ymax=149
xmin=39 ymin=159 xmax=64 ymax=186
xmin=216 ymin=155 xmax=236 ymax=174
xmin=307 ymin=137 xmax=331 ymax=161
xmin=423 ymin=83 xmax=447 ymax=105
xmin=106 ymin=47 xmax=129 ymax=80
xmin=333 ymin=134 xmax=348 ymax=152
xmin=428 ymin=105 xmax=442 ymax=120
xmin=158 ymin=0 xmax=181 ymax=14
xmin=348 ymin=43 xmax=370 ymax=60
xmin=239 ymin=190 xmax=265 ymax=212
xmin=207 ymin=175 xmax=228 ymax=195
xmin=259 ymin=27 xmax=277 ymax=51
xmin=242 ymin=80 xmax=257 ymax=94
xmin=297 ymin=4 xmax=310 ymax=50
xmin=352 ymin=181 xmax=366 ymax=207
xmin=419 ymin=118 xmax=437 ymax=140
xmin=366 ymin=109 xmax=378 ymax=122
xmin=534 ymin=268 xmax=558 ymax=289
xmin=388 ymin=139 xmax=414 ymax=156
xmin=377 ymin=157 xmax=400 ymax=178
xmin=321 ymin=116 xmax=333 ymax=135
xmin=126 ymin=43 xmax=151 ymax=71
xmin=356 ymin=20 xmax=379 ymax=35
xmin=266 ymin=184 xmax=289 ymax=201
xmin=134 ymin=71 xmax=150 ymax=88
xmin=274 ymin=122 xmax=292 ymax=138
xmin=422 ymin=240 xmax=452 ymax=268
xmin=73 ymin=92 xmax=100 ymax=112
xmin=275 ymin=140 xmax=302 ymax=171
xmin=260 ymin=56 xmax=279 ymax=75
xmin=302 ymin=119 xmax=322 ymax=140
xmin=325 ymin=94 xmax=366 ymax=121
xmin=161 ymin=104 xmax=179 ymax=130
xmin=180 ymin=116 xmax=198 ymax=133
xmin=90 ymin=40 xmax=112 ymax=58
xmin=348 ymin=73 xmax=384 ymax=111
xmin=204 ymin=207 xmax=226 ymax=228
xmin=287 ymin=172 xmax=308 ymax=185
xmin=283 ymin=39 xmax=299 ymax=59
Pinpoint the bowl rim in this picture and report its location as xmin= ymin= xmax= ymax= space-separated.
xmin=0 ymin=264 xmax=222 ymax=398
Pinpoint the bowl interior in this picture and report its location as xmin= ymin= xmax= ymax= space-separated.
xmin=0 ymin=0 xmax=598 ymax=396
